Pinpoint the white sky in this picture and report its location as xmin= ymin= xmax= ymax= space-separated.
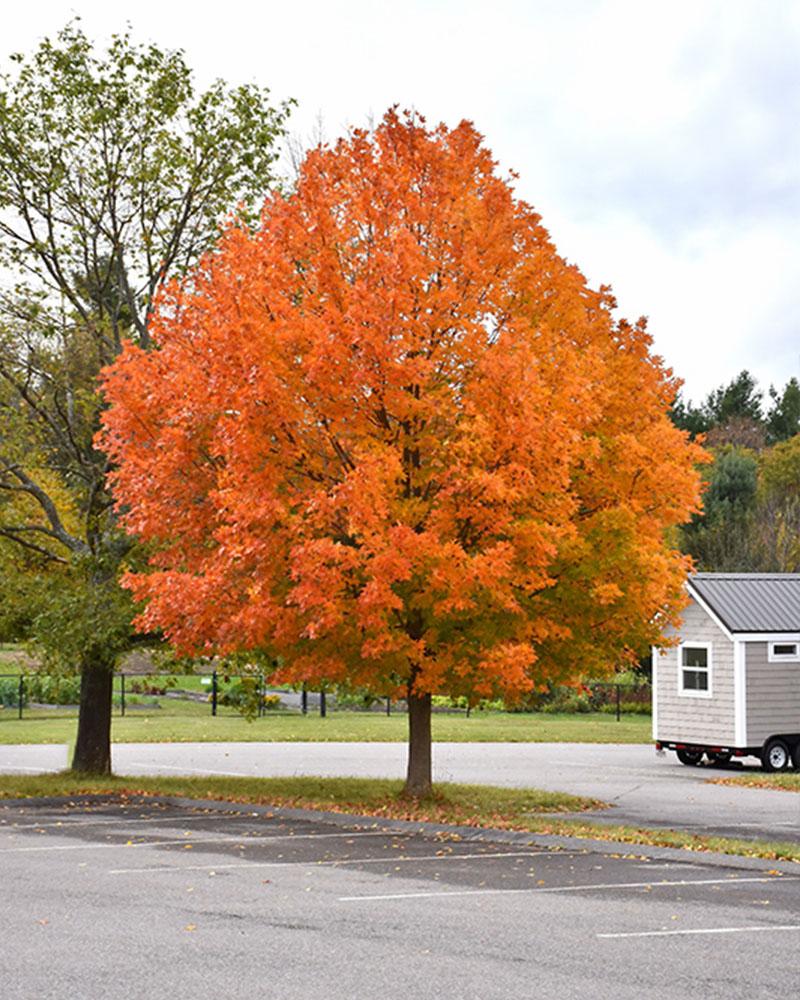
xmin=5 ymin=0 xmax=800 ymax=403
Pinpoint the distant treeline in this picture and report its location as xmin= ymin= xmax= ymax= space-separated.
xmin=672 ymin=371 xmax=800 ymax=572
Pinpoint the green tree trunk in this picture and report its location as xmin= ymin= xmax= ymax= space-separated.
xmin=404 ymin=689 xmax=432 ymax=797
xmin=71 ymin=663 xmax=113 ymax=774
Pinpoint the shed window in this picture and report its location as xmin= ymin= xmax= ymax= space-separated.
xmin=679 ymin=644 xmax=712 ymax=697
xmin=768 ymin=641 xmax=800 ymax=662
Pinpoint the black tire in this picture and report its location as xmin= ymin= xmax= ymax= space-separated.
xmin=790 ymin=741 xmax=800 ymax=771
xmin=706 ymin=751 xmax=733 ymax=767
xmin=676 ymin=748 xmax=704 ymax=766
xmin=761 ymin=738 xmax=791 ymax=773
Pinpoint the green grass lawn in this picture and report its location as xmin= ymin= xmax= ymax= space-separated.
xmin=0 ymin=707 xmax=652 ymax=744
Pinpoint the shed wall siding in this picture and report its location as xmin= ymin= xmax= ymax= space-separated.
xmin=655 ymin=599 xmax=736 ymax=744
xmin=745 ymin=643 xmax=800 ymax=744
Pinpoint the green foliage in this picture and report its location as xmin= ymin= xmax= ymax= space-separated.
xmin=681 ymin=449 xmax=759 ymax=570
xmin=215 ymin=676 xmax=281 ymax=718
xmin=704 ymin=370 xmax=763 ymax=425
xmin=0 ymin=677 xmax=23 ymax=707
xmin=680 ymin=436 xmax=800 ymax=573
xmin=672 ymin=370 xmax=800 ymax=448
xmin=767 ymin=378 xmax=800 ymax=443
xmin=539 ymin=691 xmax=593 ymax=714
xmin=759 ymin=435 xmax=800 ymax=502
xmin=598 ymin=701 xmax=651 ymax=715
xmin=29 ymin=561 xmax=136 ymax=673
xmin=128 ymin=676 xmax=177 ymax=696
xmin=0 ymin=562 xmax=43 ymax=642
xmin=670 ymin=393 xmax=710 ymax=437
xmin=705 ymin=448 xmax=758 ymax=512
xmin=334 ymin=689 xmax=384 ymax=710
xmin=0 ymin=22 xmax=293 ymax=345
xmin=430 ymin=694 xmax=505 ymax=712
xmin=24 ymin=673 xmax=81 ymax=705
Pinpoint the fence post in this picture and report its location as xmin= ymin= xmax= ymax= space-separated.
xmin=386 ymin=697 xmax=391 ymax=716
xmin=258 ymin=674 xmax=264 ymax=717
xmin=211 ymin=671 xmax=218 ymax=717
xmin=18 ymin=675 xmax=24 ymax=719
xmin=615 ymin=683 xmax=621 ymax=722
xmin=120 ymin=673 xmax=126 ymax=717
xmin=320 ymin=689 xmax=326 ymax=718
xmin=301 ymin=685 xmax=307 ymax=715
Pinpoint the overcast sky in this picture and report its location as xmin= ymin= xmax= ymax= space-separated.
xmin=5 ymin=1 xmax=799 ymax=403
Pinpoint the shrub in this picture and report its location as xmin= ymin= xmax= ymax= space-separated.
xmin=540 ymin=692 xmax=593 ymax=714
xmin=598 ymin=701 xmax=651 ymax=715
xmin=128 ymin=675 xmax=177 ymax=696
xmin=334 ymin=689 xmax=381 ymax=710
xmin=25 ymin=674 xmax=81 ymax=705
xmin=0 ymin=677 xmax=25 ymax=708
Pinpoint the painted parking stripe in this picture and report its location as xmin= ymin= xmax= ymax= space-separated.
xmin=338 ymin=875 xmax=797 ymax=902
xmin=598 ymin=925 xmax=800 ymax=940
xmin=123 ymin=762 xmax=256 ymax=777
xmin=109 ymin=849 xmax=567 ymax=875
xmin=0 ymin=814 xmax=253 ymax=831
xmin=0 ymin=830 xmax=406 ymax=854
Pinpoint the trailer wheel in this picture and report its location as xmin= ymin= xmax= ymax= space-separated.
xmin=706 ymin=751 xmax=732 ymax=767
xmin=761 ymin=738 xmax=791 ymax=773
xmin=676 ymin=749 xmax=703 ymax=766
xmin=791 ymin=742 xmax=800 ymax=771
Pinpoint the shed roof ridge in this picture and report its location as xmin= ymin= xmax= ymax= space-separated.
xmin=691 ymin=572 xmax=800 ymax=580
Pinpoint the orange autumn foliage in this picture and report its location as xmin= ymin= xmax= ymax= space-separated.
xmin=100 ymin=109 xmax=705 ymax=705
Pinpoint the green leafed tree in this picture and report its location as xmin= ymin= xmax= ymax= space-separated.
xmin=704 ymin=370 xmax=763 ymax=426
xmin=0 ymin=22 xmax=292 ymax=772
xmin=681 ymin=448 xmax=759 ymax=570
xmin=766 ymin=377 xmax=800 ymax=443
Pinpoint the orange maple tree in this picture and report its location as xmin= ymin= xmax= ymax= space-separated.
xmin=100 ymin=110 xmax=705 ymax=795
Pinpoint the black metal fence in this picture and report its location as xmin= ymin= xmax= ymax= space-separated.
xmin=0 ymin=672 xmax=651 ymax=721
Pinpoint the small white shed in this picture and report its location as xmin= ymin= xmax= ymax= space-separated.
xmin=653 ymin=572 xmax=800 ymax=771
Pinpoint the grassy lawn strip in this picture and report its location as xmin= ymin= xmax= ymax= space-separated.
xmin=0 ymin=710 xmax=651 ymax=745
xmin=1 ymin=773 xmax=798 ymax=864
xmin=0 ymin=774 xmax=597 ymax=825
xmin=710 ymin=772 xmax=800 ymax=793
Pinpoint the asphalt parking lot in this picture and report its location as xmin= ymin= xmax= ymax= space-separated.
xmin=1 ymin=797 xmax=798 ymax=1000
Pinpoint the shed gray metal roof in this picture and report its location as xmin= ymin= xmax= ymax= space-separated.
xmin=688 ymin=573 xmax=800 ymax=634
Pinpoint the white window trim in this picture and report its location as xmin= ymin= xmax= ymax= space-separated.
xmin=768 ymin=641 xmax=800 ymax=662
xmin=678 ymin=641 xmax=713 ymax=698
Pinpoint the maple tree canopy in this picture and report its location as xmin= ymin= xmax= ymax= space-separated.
xmin=100 ymin=109 xmax=705 ymax=706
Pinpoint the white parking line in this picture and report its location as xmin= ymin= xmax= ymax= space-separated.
xmin=123 ymin=762 xmax=253 ymax=777
xmin=109 ymin=849 xmax=564 ymax=875
xmin=598 ymin=925 xmax=800 ymax=940
xmin=0 ymin=830 xmax=406 ymax=854
xmin=338 ymin=875 xmax=797 ymax=902
xmin=0 ymin=813 xmax=254 ymax=831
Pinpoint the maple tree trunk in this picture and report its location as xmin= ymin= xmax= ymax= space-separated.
xmin=404 ymin=689 xmax=433 ymax=797
xmin=71 ymin=662 xmax=113 ymax=774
